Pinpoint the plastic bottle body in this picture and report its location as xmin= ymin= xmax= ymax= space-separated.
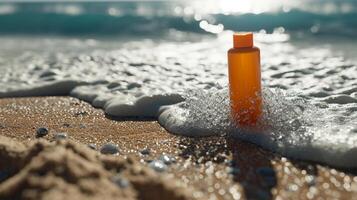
xmin=228 ymin=46 xmax=262 ymax=126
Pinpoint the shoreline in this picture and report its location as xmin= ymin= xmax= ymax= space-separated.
xmin=1 ymin=96 xmax=357 ymax=199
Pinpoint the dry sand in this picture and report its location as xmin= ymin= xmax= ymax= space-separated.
xmin=1 ymin=97 xmax=357 ymax=200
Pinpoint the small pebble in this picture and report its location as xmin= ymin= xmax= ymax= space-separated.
xmin=148 ymin=160 xmax=167 ymax=172
xmin=79 ymin=124 xmax=86 ymax=129
xmin=74 ymin=111 xmax=88 ymax=117
xmin=62 ymin=123 xmax=70 ymax=127
xmin=36 ymin=127 xmax=49 ymax=138
xmin=54 ymin=132 xmax=68 ymax=140
xmin=158 ymin=154 xmax=175 ymax=165
xmin=144 ymin=159 xmax=153 ymax=163
xmin=111 ymin=175 xmax=130 ymax=188
xmin=88 ymin=143 xmax=97 ymax=150
xmin=100 ymin=143 xmax=119 ymax=155
xmin=140 ymin=148 xmax=151 ymax=155
xmin=305 ymin=175 xmax=316 ymax=187
xmin=214 ymin=154 xmax=226 ymax=163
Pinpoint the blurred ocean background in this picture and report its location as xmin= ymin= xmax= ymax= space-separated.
xmin=0 ymin=0 xmax=357 ymax=36
xmin=0 ymin=0 xmax=357 ymax=62
xmin=0 ymin=0 xmax=357 ymax=60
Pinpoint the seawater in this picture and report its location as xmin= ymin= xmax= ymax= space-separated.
xmin=0 ymin=1 xmax=357 ymax=167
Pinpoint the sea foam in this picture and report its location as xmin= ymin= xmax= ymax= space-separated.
xmin=1 ymin=33 xmax=357 ymax=167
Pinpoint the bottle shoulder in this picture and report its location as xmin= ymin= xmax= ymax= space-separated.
xmin=228 ymin=46 xmax=260 ymax=54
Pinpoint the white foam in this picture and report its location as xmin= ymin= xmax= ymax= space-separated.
xmin=159 ymin=88 xmax=357 ymax=167
xmin=1 ymin=33 xmax=357 ymax=167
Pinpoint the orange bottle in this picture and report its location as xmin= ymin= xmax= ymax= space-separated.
xmin=228 ymin=32 xmax=262 ymax=126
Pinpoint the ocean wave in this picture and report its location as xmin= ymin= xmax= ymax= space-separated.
xmin=0 ymin=2 xmax=356 ymax=36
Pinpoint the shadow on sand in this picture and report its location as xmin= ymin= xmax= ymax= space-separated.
xmin=178 ymin=136 xmax=277 ymax=200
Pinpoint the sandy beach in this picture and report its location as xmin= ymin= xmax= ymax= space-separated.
xmin=0 ymin=96 xmax=356 ymax=200
xmin=1 ymin=1 xmax=357 ymax=199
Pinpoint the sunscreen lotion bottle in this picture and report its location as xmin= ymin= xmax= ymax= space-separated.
xmin=228 ymin=32 xmax=262 ymax=126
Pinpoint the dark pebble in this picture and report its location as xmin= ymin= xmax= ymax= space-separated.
xmin=306 ymin=175 xmax=316 ymax=187
xmin=100 ymin=143 xmax=119 ymax=155
xmin=158 ymin=155 xmax=175 ymax=165
xmin=140 ymin=148 xmax=150 ymax=155
xmin=88 ymin=143 xmax=97 ymax=150
xmin=111 ymin=175 xmax=130 ymax=188
xmin=148 ymin=160 xmax=167 ymax=172
xmin=54 ymin=132 xmax=68 ymax=140
xmin=62 ymin=123 xmax=70 ymax=127
xmin=214 ymin=154 xmax=226 ymax=163
xmin=36 ymin=127 xmax=49 ymax=138
xmin=74 ymin=111 xmax=88 ymax=117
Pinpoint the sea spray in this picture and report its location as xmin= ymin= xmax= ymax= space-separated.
xmin=159 ymin=87 xmax=357 ymax=167
xmin=158 ymin=87 xmax=311 ymax=138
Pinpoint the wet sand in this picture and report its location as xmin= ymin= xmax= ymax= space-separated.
xmin=1 ymin=96 xmax=357 ymax=200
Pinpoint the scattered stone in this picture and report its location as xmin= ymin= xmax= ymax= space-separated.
xmin=100 ymin=143 xmax=119 ymax=155
xmin=305 ymin=175 xmax=316 ymax=187
xmin=74 ymin=111 xmax=88 ymax=117
xmin=214 ymin=154 xmax=226 ymax=163
xmin=158 ymin=154 xmax=175 ymax=165
xmin=88 ymin=143 xmax=97 ymax=150
xmin=140 ymin=148 xmax=151 ymax=155
xmin=111 ymin=175 xmax=130 ymax=188
xmin=36 ymin=127 xmax=49 ymax=138
xmin=62 ymin=123 xmax=70 ymax=127
xmin=53 ymin=132 xmax=68 ymax=140
xmin=148 ymin=160 xmax=167 ymax=172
